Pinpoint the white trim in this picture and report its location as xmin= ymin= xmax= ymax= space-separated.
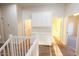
xmin=61 ymin=17 xmax=64 ymax=44
xmin=65 ymin=16 xmax=69 ymax=45
xmin=66 ymin=15 xmax=78 ymax=55
xmin=76 ymin=21 xmax=79 ymax=56
xmin=0 ymin=35 xmax=13 ymax=52
xmin=26 ymin=38 xmax=38 ymax=56
xmin=53 ymin=44 xmax=63 ymax=56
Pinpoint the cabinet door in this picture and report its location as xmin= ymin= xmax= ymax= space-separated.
xmin=32 ymin=12 xmax=52 ymax=27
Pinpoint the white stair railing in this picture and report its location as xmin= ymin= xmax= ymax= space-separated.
xmin=0 ymin=35 xmax=13 ymax=56
xmin=0 ymin=35 xmax=28 ymax=56
xmin=26 ymin=38 xmax=39 ymax=56
xmin=0 ymin=34 xmax=39 ymax=56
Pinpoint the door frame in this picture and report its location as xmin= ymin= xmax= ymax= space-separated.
xmin=76 ymin=19 xmax=79 ymax=55
xmin=66 ymin=15 xmax=79 ymax=55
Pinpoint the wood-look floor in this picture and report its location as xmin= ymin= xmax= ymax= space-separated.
xmin=0 ymin=43 xmax=76 ymax=56
xmin=58 ymin=45 xmax=76 ymax=56
xmin=39 ymin=45 xmax=56 ymax=56
xmin=39 ymin=45 xmax=75 ymax=56
xmin=39 ymin=45 xmax=52 ymax=56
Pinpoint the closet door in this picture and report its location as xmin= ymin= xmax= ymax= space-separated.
xmin=0 ymin=16 xmax=4 ymax=43
xmin=0 ymin=9 xmax=4 ymax=43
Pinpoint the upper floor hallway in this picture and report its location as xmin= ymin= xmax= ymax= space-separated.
xmin=0 ymin=3 xmax=79 ymax=56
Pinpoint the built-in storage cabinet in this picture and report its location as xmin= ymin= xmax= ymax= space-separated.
xmin=32 ymin=12 xmax=52 ymax=27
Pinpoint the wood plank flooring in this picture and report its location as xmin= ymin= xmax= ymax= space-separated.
xmin=39 ymin=45 xmax=51 ymax=56
xmin=39 ymin=45 xmax=75 ymax=56
xmin=58 ymin=45 xmax=76 ymax=56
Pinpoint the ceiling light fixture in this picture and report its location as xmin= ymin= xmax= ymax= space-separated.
xmin=73 ymin=13 xmax=79 ymax=16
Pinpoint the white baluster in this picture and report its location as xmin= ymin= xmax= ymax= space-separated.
xmin=10 ymin=39 xmax=14 ymax=56
xmin=14 ymin=38 xmax=17 ymax=56
xmin=22 ymin=39 xmax=24 ymax=56
xmin=16 ymin=37 xmax=18 ymax=56
xmin=13 ymin=39 xmax=16 ymax=56
xmin=7 ymin=44 xmax=9 ymax=56
xmin=9 ymin=35 xmax=14 ymax=56
xmin=3 ymin=48 xmax=6 ymax=56
xmin=24 ymin=38 xmax=26 ymax=55
xmin=18 ymin=39 xmax=21 ymax=56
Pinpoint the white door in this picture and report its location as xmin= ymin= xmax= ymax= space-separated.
xmin=0 ymin=9 xmax=1 ymax=42
xmin=0 ymin=17 xmax=4 ymax=43
xmin=0 ymin=10 xmax=2 ymax=43
xmin=0 ymin=9 xmax=4 ymax=43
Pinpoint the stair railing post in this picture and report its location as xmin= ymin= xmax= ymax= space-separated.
xmin=9 ymin=35 xmax=14 ymax=56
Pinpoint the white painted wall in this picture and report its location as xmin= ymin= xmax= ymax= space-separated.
xmin=65 ymin=3 xmax=79 ymax=16
xmin=0 ymin=8 xmax=1 ymax=39
xmin=0 ymin=4 xmax=65 ymax=45
xmin=16 ymin=5 xmax=23 ymax=36
xmin=22 ymin=4 xmax=65 ymax=32
xmin=22 ymin=4 xmax=65 ymax=20
xmin=1 ymin=4 xmax=18 ymax=41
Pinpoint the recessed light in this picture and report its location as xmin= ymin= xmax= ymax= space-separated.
xmin=73 ymin=13 xmax=79 ymax=16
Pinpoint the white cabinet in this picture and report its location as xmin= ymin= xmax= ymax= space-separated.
xmin=32 ymin=12 xmax=52 ymax=27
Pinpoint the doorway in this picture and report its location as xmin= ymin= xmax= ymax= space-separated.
xmin=67 ymin=15 xmax=79 ymax=51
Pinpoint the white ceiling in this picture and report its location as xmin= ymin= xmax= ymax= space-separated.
xmin=0 ymin=3 xmax=68 ymax=8
xmin=18 ymin=3 xmax=66 ymax=8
